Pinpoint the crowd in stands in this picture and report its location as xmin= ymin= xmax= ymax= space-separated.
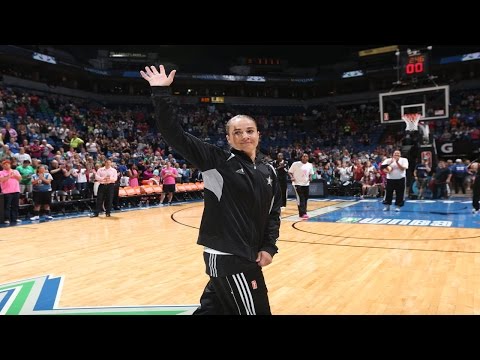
xmin=1 ymin=84 xmax=480 ymax=222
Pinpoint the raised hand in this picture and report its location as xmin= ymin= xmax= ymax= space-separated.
xmin=140 ymin=65 xmax=176 ymax=87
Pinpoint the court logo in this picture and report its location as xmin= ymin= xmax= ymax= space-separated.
xmin=0 ymin=275 xmax=198 ymax=315
xmin=337 ymin=217 xmax=452 ymax=227
xmin=337 ymin=217 xmax=362 ymax=223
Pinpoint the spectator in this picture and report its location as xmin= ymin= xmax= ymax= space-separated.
xmin=17 ymin=159 xmax=35 ymax=194
xmin=90 ymin=159 xmax=117 ymax=217
xmin=0 ymin=159 xmax=22 ymax=224
xmin=30 ymin=165 xmax=53 ymax=221
xmin=288 ymin=153 xmax=314 ymax=219
xmin=272 ymin=152 xmax=289 ymax=208
xmin=160 ymin=162 xmax=177 ymax=205
xmin=1 ymin=122 xmax=18 ymax=144
xmin=381 ymin=149 xmax=409 ymax=211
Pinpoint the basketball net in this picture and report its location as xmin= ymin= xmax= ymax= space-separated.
xmin=402 ymin=113 xmax=422 ymax=132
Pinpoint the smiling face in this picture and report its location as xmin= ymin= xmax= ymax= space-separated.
xmin=226 ymin=115 xmax=259 ymax=160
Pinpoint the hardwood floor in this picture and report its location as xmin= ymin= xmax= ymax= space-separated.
xmin=1 ymin=200 xmax=480 ymax=314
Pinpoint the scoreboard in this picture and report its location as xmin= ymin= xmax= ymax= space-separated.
xmin=401 ymin=52 xmax=430 ymax=79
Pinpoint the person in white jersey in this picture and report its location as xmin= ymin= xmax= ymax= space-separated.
xmin=381 ymin=149 xmax=409 ymax=212
xmin=288 ymin=153 xmax=314 ymax=219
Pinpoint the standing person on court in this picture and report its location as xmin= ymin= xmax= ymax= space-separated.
xmin=413 ymin=156 xmax=431 ymax=199
xmin=272 ymin=152 xmax=288 ymax=208
xmin=0 ymin=159 xmax=22 ymax=225
xmin=288 ymin=153 xmax=314 ymax=219
xmin=431 ymin=160 xmax=451 ymax=200
xmin=90 ymin=159 xmax=117 ymax=217
xmin=451 ymin=158 xmax=468 ymax=195
xmin=111 ymin=163 xmax=122 ymax=211
xmin=30 ymin=165 xmax=53 ymax=221
xmin=381 ymin=149 xmax=409 ymax=211
xmin=140 ymin=65 xmax=281 ymax=315
xmin=470 ymin=162 xmax=479 ymax=214
xmin=160 ymin=161 xmax=177 ymax=206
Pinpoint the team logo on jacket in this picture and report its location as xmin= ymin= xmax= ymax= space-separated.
xmin=266 ymin=175 xmax=272 ymax=186
xmin=251 ymin=280 xmax=258 ymax=289
xmin=236 ymin=168 xmax=245 ymax=175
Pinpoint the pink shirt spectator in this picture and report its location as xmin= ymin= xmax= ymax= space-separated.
xmin=143 ymin=169 xmax=153 ymax=180
xmin=129 ymin=168 xmax=139 ymax=187
xmin=1 ymin=127 xmax=17 ymax=139
xmin=161 ymin=167 xmax=178 ymax=185
xmin=63 ymin=115 xmax=73 ymax=126
xmin=0 ymin=169 xmax=21 ymax=194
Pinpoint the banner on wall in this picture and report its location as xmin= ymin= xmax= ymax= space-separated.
xmin=435 ymin=140 xmax=473 ymax=157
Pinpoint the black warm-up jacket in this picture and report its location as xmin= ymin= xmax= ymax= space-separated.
xmin=151 ymin=87 xmax=281 ymax=262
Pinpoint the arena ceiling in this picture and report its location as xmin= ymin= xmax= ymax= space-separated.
xmin=53 ymin=45 xmax=479 ymax=73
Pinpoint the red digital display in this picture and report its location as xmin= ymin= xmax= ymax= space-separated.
xmin=402 ymin=53 xmax=429 ymax=77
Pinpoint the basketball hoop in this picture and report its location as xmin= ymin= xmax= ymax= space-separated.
xmin=402 ymin=113 xmax=422 ymax=132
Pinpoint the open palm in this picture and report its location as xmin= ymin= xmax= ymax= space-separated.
xmin=140 ymin=65 xmax=176 ymax=86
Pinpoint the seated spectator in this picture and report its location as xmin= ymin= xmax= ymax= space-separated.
xmin=181 ymin=164 xmax=191 ymax=183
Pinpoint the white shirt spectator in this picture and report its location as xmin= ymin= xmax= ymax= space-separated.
xmin=382 ymin=157 xmax=409 ymax=179
xmin=13 ymin=152 xmax=32 ymax=164
xmin=73 ymin=167 xmax=88 ymax=184
xmin=289 ymin=160 xmax=314 ymax=186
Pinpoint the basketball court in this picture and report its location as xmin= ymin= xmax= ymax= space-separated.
xmin=1 ymin=50 xmax=479 ymax=315
xmin=1 ymin=195 xmax=479 ymax=315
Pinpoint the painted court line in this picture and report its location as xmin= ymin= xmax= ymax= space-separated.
xmin=283 ymin=201 xmax=357 ymax=222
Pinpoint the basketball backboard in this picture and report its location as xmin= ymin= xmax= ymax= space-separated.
xmin=379 ymin=85 xmax=449 ymax=124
